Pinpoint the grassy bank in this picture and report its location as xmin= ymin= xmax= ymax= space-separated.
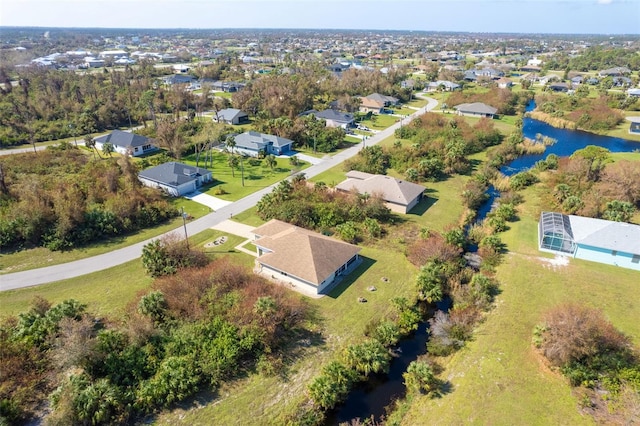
xmin=400 ymin=183 xmax=640 ymax=425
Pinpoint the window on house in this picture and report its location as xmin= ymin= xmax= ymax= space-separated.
xmin=632 ymin=255 xmax=640 ymax=264
xmin=612 ymin=250 xmax=617 ymax=256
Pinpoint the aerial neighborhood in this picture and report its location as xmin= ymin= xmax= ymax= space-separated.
xmin=0 ymin=25 xmax=639 ymax=426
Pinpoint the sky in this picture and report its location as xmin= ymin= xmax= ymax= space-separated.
xmin=1 ymin=0 xmax=639 ymax=34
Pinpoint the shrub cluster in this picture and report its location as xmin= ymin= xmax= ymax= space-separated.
xmin=533 ymin=304 xmax=640 ymax=410
xmin=0 ymin=259 xmax=308 ymax=425
xmin=0 ymin=148 xmax=176 ymax=251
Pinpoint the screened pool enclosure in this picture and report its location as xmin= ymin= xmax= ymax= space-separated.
xmin=538 ymin=212 xmax=576 ymax=254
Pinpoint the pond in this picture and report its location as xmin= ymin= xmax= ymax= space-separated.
xmin=502 ymin=102 xmax=639 ymax=175
xmin=478 ymin=103 xmax=640 ymax=224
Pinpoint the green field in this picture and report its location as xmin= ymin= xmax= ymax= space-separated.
xmin=400 ymin=184 xmax=640 ymax=425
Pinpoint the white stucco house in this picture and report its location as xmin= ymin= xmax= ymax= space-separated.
xmin=94 ymin=130 xmax=157 ymax=157
xmin=252 ymin=219 xmax=361 ymax=296
xmin=538 ymin=212 xmax=640 ymax=271
xmin=138 ymin=162 xmax=213 ymax=196
xmin=336 ymin=171 xmax=426 ymax=214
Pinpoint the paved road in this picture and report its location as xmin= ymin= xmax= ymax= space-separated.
xmin=0 ymin=97 xmax=437 ymax=291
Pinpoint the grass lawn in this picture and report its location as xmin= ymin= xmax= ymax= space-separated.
xmin=0 ymin=229 xmax=253 ymax=319
xmin=400 ymin=185 xmax=640 ymax=426
xmin=0 ymin=198 xmax=210 ymax=274
xmin=405 ymin=97 xmax=429 ymax=108
xmin=358 ymin=114 xmax=399 ymax=130
xmin=179 ymin=152 xmax=309 ymax=202
xmin=392 ymin=107 xmax=417 ymax=116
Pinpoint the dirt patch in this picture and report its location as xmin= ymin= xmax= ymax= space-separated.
xmin=537 ymin=254 xmax=570 ymax=270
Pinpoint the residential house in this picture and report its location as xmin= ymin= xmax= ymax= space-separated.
xmin=548 ymin=82 xmax=570 ymax=92
xmin=252 ymin=219 xmax=362 ymax=295
xmin=496 ymin=77 xmax=514 ymax=89
xmin=598 ymin=67 xmax=631 ymax=78
xmin=336 ymin=171 xmax=426 ymax=214
xmin=162 ymin=74 xmax=196 ymax=86
xmin=307 ymin=109 xmax=355 ymax=129
xmin=138 ymin=162 xmax=213 ymax=196
xmin=425 ymin=80 xmax=460 ymax=92
xmin=358 ymin=93 xmax=399 ymax=114
xmin=232 ymin=131 xmax=293 ymax=156
xmin=612 ymin=77 xmax=632 ymax=87
xmin=626 ymin=117 xmax=640 ymax=134
xmin=212 ymin=81 xmax=244 ymax=92
xmin=94 ymin=130 xmax=157 ymax=157
xmin=453 ymin=102 xmax=498 ymax=119
xmin=401 ymin=79 xmax=416 ymax=90
xmin=627 ymin=88 xmax=640 ymax=98
xmin=214 ymin=108 xmax=249 ymax=125
xmin=538 ymin=212 xmax=640 ymax=271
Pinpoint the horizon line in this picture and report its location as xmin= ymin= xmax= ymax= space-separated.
xmin=1 ymin=26 xmax=639 ymax=37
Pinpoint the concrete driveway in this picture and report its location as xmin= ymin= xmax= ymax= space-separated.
xmin=184 ymin=191 xmax=232 ymax=211
xmin=211 ymin=219 xmax=256 ymax=239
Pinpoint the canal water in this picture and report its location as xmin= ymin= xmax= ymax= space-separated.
xmin=327 ymin=298 xmax=451 ymax=425
xmin=328 ymin=104 xmax=639 ymax=425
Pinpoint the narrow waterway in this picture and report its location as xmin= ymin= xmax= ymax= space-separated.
xmin=327 ymin=104 xmax=639 ymax=425
xmin=327 ymin=298 xmax=452 ymax=425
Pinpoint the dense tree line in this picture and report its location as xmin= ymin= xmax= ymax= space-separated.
xmin=0 ymin=63 xmax=205 ymax=147
xmin=0 ymin=258 xmax=308 ymax=424
xmin=543 ymin=46 xmax=640 ymax=72
xmin=232 ymin=66 xmax=410 ymax=120
xmin=0 ymin=146 xmax=177 ymax=251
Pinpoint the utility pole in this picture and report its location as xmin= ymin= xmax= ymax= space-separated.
xmin=181 ymin=206 xmax=189 ymax=250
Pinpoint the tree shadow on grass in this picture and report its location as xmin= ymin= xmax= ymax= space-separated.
xmin=324 ymin=255 xmax=376 ymax=300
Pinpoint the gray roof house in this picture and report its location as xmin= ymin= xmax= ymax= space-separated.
xmin=252 ymin=219 xmax=361 ymax=295
xmin=94 ymin=130 xmax=157 ymax=157
xmin=232 ymin=131 xmax=293 ymax=156
xmin=311 ymin=109 xmax=355 ymax=129
xmin=453 ymin=102 xmax=498 ymax=119
xmin=599 ymin=67 xmax=631 ymax=77
xmin=214 ymin=108 xmax=249 ymax=125
xmin=425 ymin=80 xmax=460 ymax=92
xmin=538 ymin=212 xmax=640 ymax=271
xmin=138 ymin=162 xmax=213 ymax=197
xmin=336 ymin=171 xmax=426 ymax=214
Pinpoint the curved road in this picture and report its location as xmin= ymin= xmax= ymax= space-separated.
xmin=1 ymin=97 xmax=437 ymax=291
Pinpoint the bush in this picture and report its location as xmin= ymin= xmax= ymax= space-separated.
xmin=536 ymin=304 xmax=632 ymax=368
xmin=141 ymin=235 xmax=209 ymax=277
xmin=403 ymin=360 xmax=439 ymax=395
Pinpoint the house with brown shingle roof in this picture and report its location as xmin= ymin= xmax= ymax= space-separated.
xmin=358 ymin=93 xmax=399 ymax=114
xmin=336 ymin=171 xmax=426 ymax=214
xmin=252 ymin=219 xmax=361 ymax=295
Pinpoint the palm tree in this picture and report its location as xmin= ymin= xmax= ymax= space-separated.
xmin=228 ymin=155 xmax=239 ymax=177
xmin=84 ymin=135 xmax=98 ymax=160
xmin=265 ymin=154 xmax=277 ymax=173
xmin=102 ymin=142 xmax=114 ymax=158
xmin=226 ymin=136 xmax=236 ymax=156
